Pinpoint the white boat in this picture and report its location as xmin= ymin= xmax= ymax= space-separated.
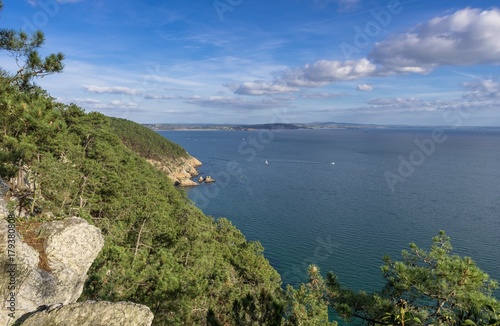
xmin=265 ymin=160 xmax=269 ymax=164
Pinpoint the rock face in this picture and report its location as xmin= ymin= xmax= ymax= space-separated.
xmin=0 ymin=215 xmax=104 ymax=325
xmin=1 ymin=202 xmax=154 ymax=326
xmin=16 ymin=301 xmax=154 ymax=326
xmin=147 ymin=155 xmax=202 ymax=186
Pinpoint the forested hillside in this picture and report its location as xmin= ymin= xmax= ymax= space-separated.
xmin=109 ymin=117 xmax=189 ymax=161
xmin=0 ymin=77 xmax=288 ymax=324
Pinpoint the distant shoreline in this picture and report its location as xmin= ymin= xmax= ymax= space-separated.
xmin=146 ymin=123 xmax=500 ymax=132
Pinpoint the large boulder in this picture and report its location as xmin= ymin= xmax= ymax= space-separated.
xmin=16 ymin=301 xmax=154 ymax=326
xmin=0 ymin=215 xmax=104 ymax=325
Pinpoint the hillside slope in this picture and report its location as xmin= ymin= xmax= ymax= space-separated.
xmin=109 ymin=117 xmax=202 ymax=186
xmin=0 ymin=79 xmax=283 ymax=325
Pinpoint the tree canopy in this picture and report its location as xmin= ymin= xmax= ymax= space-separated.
xmin=0 ymin=0 xmax=64 ymax=89
xmin=317 ymin=231 xmax=500 ymax=326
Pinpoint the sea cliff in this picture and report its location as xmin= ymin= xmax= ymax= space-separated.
xmin=146 ymin=156 xmax=202 ymax=186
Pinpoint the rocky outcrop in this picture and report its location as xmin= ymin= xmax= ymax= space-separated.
xmin=0 ymin=203 xmax=154 ymax=326
xmin=147 ymin=155 xmax=202 ymax=186
xmin=203 ymin=176 xmax=215 ymax=183
xmin=0 ymin=216 xmax=104 ymax=325
xmin=16 ymin=301 xmax=154 ymax=326
xmin=176 ymin=178 xmax=199 ymax=187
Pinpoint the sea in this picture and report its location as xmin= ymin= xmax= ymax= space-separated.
xmin=158 ymin=128 xmax=500 ymax=301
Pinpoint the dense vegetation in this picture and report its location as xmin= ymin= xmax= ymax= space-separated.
xmin=1 ymin=2 xmax=499 ymax=325
xmin=0 ymin=77 xmax=286 ymax=324
xmin=109 ymin=117 xmax=189 ymax=161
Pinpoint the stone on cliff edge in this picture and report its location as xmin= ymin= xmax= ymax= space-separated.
xmin=16 ymin=301 xmax=154 ymax=326
xmin=0 ymin=216 xmax=104 ymax=325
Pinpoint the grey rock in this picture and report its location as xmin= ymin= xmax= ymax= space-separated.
xmin=17 ymin=301 xmax=154 ymax=326
xmin=0 ymin=215 xmax=104 ymax=325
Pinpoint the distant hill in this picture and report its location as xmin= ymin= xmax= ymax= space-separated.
xmin=144 ymin=122 xmax=302 ymax=130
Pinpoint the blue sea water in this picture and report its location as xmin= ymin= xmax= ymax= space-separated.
xmin=158 ymin=128 xmax=500 ymax=299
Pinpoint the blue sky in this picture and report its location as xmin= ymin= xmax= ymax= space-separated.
xmin=1 ymin=0 xmax=500 ymax=125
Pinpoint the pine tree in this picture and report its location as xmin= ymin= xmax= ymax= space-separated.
xmin=0 ymin=0 xmax=64 ymax=89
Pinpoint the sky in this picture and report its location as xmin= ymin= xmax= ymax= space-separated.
xmin=1 ymin=0 xmax=500 ymax=126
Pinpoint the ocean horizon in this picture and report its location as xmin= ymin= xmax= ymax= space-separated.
xmin=158 ymin=127 xmax=500 ymax=299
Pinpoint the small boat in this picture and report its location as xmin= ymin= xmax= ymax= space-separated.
xmin=265 ymin=160 xmax=269 ymax=164
xmin=331 ymin=162 xmax=335 ymax=165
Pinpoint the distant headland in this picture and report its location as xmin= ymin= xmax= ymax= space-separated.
xmin=143 ymin=122 xmax=500 ymax=131
xmin=143 ymin=122 xmax=384 ymax=131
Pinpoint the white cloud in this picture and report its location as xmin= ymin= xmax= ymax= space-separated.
xmin=82 ymin=85 xmax=141 ymax=95
xmin=357 ymin=84 xmax=373 ymax=91
xmin=109 ymin=100 xmax=137 ymax=107
xmin=352 ymin=78 xmax=500 ymax=116
xmin=233 ymin=7 xmax=500 ymax=98
xmin=62 ymin=97 xmax=140 ymax=112
xmin=281 ymin=58 xmax=376 ymax=88
xmin=462 ymin=79 xmax=500 ymax=100
xmin=370 ymin=7 xmax=500 ymax=73
xmin=232 ymin=81 xmax=299 ymax=96
xmin=301 ymin=58 xmax=375 ymax=82
xmin=280 ymin=70 xmax=329 ymax=88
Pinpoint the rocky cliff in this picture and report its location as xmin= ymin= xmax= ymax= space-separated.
xmin=0 ymin=199 xmax=154 ymax=325
xmin=147 ymin=155 xmax=202 ymax=186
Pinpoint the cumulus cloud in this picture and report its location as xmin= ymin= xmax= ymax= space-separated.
xmin=231 ymin=81 xmax=299 ymax=96
xmin=237 ymin=7 xmax=500 ymax=98
xmin=370 ymin=7 xmax=500 ymax=73
xmin=82 ymin=85 xmax=141 ymax=95
xmin=286 ymin=58 xmax=376 ymax=85
xmin=357 ymin=84 xmax=373 ymax=91
xmin=270 ymin=58 xmax=378 ymax=91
